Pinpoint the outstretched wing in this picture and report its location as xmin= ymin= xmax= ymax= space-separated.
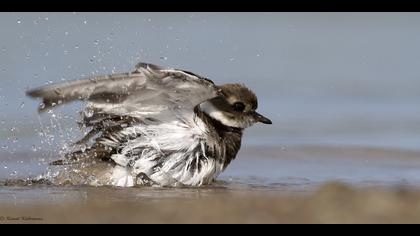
xmin=28 ymin=62 xmax=222 ymax=165
xmin=27 ymin=62 xmax=220 ymax=116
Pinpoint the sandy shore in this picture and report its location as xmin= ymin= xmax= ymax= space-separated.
xmin=1 ymin=182 xmax=420 ymax=224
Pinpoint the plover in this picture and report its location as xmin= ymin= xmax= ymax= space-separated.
xmin=27 ymin=62 xmax=272 ymax=187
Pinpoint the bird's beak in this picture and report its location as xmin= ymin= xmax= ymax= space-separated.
xmin=253 ymin=112 xmax=272 ymax=124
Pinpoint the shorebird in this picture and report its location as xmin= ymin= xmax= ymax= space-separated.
xmin=27 ymin=62 xmax=272 ymax=187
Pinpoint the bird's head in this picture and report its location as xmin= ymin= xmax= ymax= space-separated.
xmin=199 ymin=83 xmax=272 ymax=129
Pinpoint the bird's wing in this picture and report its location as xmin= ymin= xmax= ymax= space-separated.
xmin=27 ymin=62 xmax=221 ymax=118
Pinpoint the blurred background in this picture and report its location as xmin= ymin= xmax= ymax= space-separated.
xmin=1 ymin=12 xmax=420 ymax=171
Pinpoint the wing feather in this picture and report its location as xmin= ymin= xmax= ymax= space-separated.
xmin=27 ymin=62 xmax=219 ymax=114
xmin=26 ymin=72 xmax=145 ymax=112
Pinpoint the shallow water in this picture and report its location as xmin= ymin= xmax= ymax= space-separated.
xmin=1 ymin=145 xmax=420 ymax=206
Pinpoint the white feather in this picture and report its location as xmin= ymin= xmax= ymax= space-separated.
xmin=199 ymin=101 xmax=251 ymax=128
xmin=110 ymin=166 xmax=134 ymax=187
xmin=97 ymin=114 xmax=225 ymax=187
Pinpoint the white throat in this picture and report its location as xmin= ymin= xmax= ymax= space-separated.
xmin=199 ymin=102 xmax=246 ymax=128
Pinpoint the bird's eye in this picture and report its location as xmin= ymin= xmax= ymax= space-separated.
xmin=233 ymin=102 xmax=246 ymax=112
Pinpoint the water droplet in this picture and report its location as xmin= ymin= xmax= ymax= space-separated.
xmin=1 ymin=146 xmax=8 ymax=151
xmin=256 ymin=54 xmax=260 ymax=57
xmin=229 ymin=58 xmax=235 ymax=61
xmin=64 ymin=50 xmax=69 ymax=55
xmin=147 ymin=18 xmax=152 ymax=22
xmin=4 ymin=166 xmax=8 ymax=169
xmin=93 ymin=40 xmax=99 ymax=45
xmin=160 ymin=56 xmax=168 ymax=61
xmin=85 ymin=109 xmax=94 ymax=118
xmin=83 ymin=20 xmax=88 ymax=24
xmin=89 ymin=59 xmax=94 ymax=63
xmin=44 ymin=17 xmax=49 ymax=21
xmin=17 ymin=19 xmax=21 ymax=24
xmin=31 ymin=145 xmax=37 ymax=152
xmin=10 ymin=171 xmax=17 ymax=176
xmin=39 ymin=103 xmax=46 ymax=110
xmin=20 ymin=102 xmax=25 ymax=108
xmin=74 ymin=45 xmax=79 ymax=49
xmin=12 ymin=138 xmax=19 ymax=143
xmin=43 ymin=66 xmax=48 ymax=71
xmin=64 ymin=31 xmax=69 ymax=36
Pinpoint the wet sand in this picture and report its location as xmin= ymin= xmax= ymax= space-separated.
xmin=1 ymin=182 xmax=420 ymax=224
xmin=1 ymin=145 xmax=420 ymax=224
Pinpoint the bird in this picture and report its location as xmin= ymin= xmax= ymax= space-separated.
xmin=26 ymin=62 xmax=272 ymax=187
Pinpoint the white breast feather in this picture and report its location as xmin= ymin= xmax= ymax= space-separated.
xmin=106 ymin=114 xmax=224 ymax=187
